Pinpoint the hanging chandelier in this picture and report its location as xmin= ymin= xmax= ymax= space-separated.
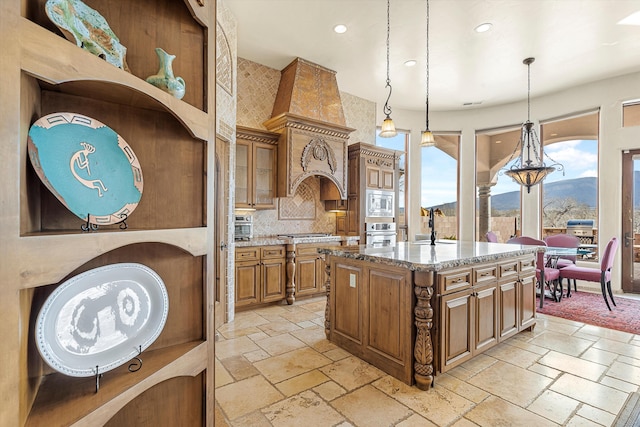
xmin=420 ymin=0 xmax=436 ymax=147
xmin=504 ymin=57 xmax=563 ymax=193
xmin=379 ymin=0 xmax=397 ymax=138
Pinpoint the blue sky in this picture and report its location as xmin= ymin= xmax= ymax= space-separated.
xmin=376 ymin=133 xmax=598 ymax=207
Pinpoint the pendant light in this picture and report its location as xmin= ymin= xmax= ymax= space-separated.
xmin=504 ymin=57 xmax=564 ymax=193
xmin=379 ymin=0 xmax=397 ymax=138
xmin=420 ymin=0 xmax=436 ymax=147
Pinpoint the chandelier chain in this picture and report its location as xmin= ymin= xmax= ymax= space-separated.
xmin=425 ymin=0 xmax=430 ymax=129
xmin=383 ymin=0 xmax=392 ymax=117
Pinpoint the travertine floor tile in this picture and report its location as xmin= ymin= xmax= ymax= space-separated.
xmin=465 ymin=396 xmax=557 ymax=427
xmin=550 ymin=373 xmax=628 ymax=414
xmin=322 ymin=347 xmax=351 ymax=361
xmin=331 ymin=385 xmax=413 ymax=426
xmin=396 ymin=413 xmax=437 ymax=427
xmin=258 ymin=319 xmax=302 ymax=336
xmin=527 ymin=390 xmax=579 ymax=424
xmin=537 ymin=350 xmax=607 ymax=381
xmin=216 ymin=375 xmax=283 ymax=420
xmin=229 ymin=410 xmax=271 ymax=427
xmin=528 ymin=331 xmax=594 ymax=356
xmin=600 ymin=375 xmax=639 ymax=393
xmin=577 ymin=404 xmax=617 ymax=426
xmin=215 ymin=357 xmax=234 ymax=388
xmin=436 ymin=373 xmax=490 ymax=404
xmin=254 ymin=347 xmax=332 ymax=383
xmin=484 ymin=342 xmax=541 ymax=368
xmin=593 ymin=338 xmax=640 ymax=359
xmin=565 ymin=415 xmax=602 ymax=426
xmin=319 ymin=356 xmax=385 ymax=391
xmin=528 ymin=362 xmax=562 ymax=379
xmin=220 ymin=311 xmax=269 ymax=332
xmin=372 ymin=376 xmax=474 ymax=426
xmin=618 ymin=355 xmax=640 ymax=367
xmin=313 ymin=380 xmax=347 ymax=401
xmin=467 ymin=361 xmax=552 ymax=406
xmin=578 ymin=324 xmax=635 ymax=343
xmin=262 ymin=390 xmax=344 ymax=427
xmin=216 ymin=336 xmax=261 ymax=360
xmin=607 ymin=360 xmax=640 ymax=385
xmin=581 ymin=347 xmax=618 ymax=366
xmin=290 ymin=325 xmax=335 ymax=352
xmin=275 ymin=370 xmax=329 ymax=397
xmin=220 ymin=355 xmax=260 ymax=380
xmin=255 ymin=333 xmax=307 ymax=356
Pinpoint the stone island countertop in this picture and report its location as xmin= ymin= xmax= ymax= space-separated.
xmin=318 ymin=240 xmax=540 ymax=271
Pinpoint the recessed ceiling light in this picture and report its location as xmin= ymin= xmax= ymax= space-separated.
xmin=495 ymin=140 xmax=502 ymax=144
xmin=404 ymin=60 xmax=417 ymax=67
xmin=550 ymin=133 xmax=558 ymax=137
xmin=474 ymin=23 xmax=492 ymax=33
xmin=618 ymin=10 xmax=640 ymax=25
xmin=334 ymin=24 xmax=347 ymax=34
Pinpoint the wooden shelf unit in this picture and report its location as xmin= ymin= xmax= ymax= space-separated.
xmin=1 ymin=1 xmax=216 ymax=425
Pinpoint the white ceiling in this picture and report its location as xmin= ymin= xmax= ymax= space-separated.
xmin=224 ymin=0 xmax=640 ymax=113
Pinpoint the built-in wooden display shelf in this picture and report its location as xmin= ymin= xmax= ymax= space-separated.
xmin=16 ymin=228 xmax=207 ymax=289
xmin=26 ymin=341 xmax=206 ymax=427
xmin=20 ymin=18 xmax=209 ymax=140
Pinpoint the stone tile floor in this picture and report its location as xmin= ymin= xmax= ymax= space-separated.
xmin=215 ymin=295 xmax=640 ymax=426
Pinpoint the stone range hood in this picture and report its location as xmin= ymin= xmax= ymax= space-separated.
xmin=263 ymin=58 xmax=354 ymax=200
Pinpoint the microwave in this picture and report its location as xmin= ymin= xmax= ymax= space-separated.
xmin=234 ymin=215 xmax=253 ymax=240
xmin=365 ymin=190 xmax=395 ymax=218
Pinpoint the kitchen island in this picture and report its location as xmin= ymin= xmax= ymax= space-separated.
xmin=319 ymin=241 xmax=540 ymax=390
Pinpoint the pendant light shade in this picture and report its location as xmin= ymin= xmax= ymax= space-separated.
xmin=379 ymin=0 xmax=397 ymax=138
xmin=503 ymin=57 xmax=563 ymax=192
xmin=419 ymin=0 xmax=435 ymax=148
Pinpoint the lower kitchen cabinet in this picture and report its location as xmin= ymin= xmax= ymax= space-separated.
xmin=235 ymin=246 xmax=286 ymax=308
xmin=294 ymin=242 xmax=340 ymax=297
xmin=438 ymin=255 xmax=534 ymax=373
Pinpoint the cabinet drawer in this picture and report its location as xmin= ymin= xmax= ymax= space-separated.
xmin=438 ymin=268 xmax=472 ymax=294
xmin=236 ymin=247 xmax=260 ymax=261
xmin=498 ymin=260 xmax=519 ymax=279
xmin=262 ymin=246 xmax=286 ymax=259
xmin=473 ymin=265 xmax=498 ymax=285
xmin=519 ymin=256 xmax=536 ymax=275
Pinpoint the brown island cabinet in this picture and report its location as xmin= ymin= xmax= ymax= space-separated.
xmin=320 ymin=241 xmax=539 ymax=390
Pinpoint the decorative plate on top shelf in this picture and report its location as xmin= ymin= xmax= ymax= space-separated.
xmin=35 ymin=263 xmax=169 ymax=377
xmin=27 ymin=112 xmax=143 ymax=226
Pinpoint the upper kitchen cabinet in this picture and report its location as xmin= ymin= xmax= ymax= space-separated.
xmin=2 ymin=0 xmax=216 ymax=425
xmin=263 ymin=58 xmax=354 ymax=200
xmin=235 ymin=126 xmax=279 ymax=210
xmin=366 ymin=162 xmax=395 ymax=191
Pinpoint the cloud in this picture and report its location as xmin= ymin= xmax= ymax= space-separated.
xmin=544 ymin=141 xmax=597 ymax=171
xmin=579 ymin=169 xmax=597 ymax=177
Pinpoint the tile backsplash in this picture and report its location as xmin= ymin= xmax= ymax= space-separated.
xmin=242 ymin=177 xmax=336 ymax=236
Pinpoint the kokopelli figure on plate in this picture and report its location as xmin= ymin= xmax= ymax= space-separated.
xmin=70 ymin=142 xmax=108 ymax=197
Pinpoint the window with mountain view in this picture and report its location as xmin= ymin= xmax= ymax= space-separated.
xmin=421 ymin=134 xmax=460 ymax=240
xmin=541 ymin=111 xmax=599 ymax=262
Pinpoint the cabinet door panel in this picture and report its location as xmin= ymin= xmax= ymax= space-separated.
xmin=475 ymin=283 xmax=499 ymax=352
xmin=441 ymin=290 xmax=473 ymax=370
xmin=366 ymin=268 xmax=408 ymax=362
xmin=499 ymin=280 xmax=518 ymax=340
xmin=235 ymin=141 xmax=251 ymax=208
xmin=519 ymin=274 xmax=536 ymax=330
xmin=254 ymin=143 xmax=276 ymax=208
xmin=381 ymin=169 xmax=394 ymax=190
xmin=296 ymin=257 xmax=319 ymax=296
xmin=236 ymin=262 xmax=260 ymax=306
xmin=262 ymin=259 xmax=285 ymax=302
xmin=333 ymin=263 xmax=362 ymax=344
xmin=366 ymin=167 xmax=381 ymax=189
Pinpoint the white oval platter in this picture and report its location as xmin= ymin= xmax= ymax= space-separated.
xmin=27 ymin=112 xmax=143 ymax=225
xmin=35 ymin=263 xmax=168 ymax=377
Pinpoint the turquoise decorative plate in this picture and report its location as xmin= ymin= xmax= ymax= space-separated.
xmin=27 ymin=113 xmax=143 ymax=225
xmin=35 ymin=263 xmax=169 ymax=377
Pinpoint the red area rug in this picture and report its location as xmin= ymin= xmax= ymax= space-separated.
xmin=536 ymin=291 xmax=640 ymax=335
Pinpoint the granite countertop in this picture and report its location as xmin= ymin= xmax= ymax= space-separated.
xmin=234 ymin=235 xmax=360 ymax=248
xmin=318 ymin=241 xmax=540 ymax=272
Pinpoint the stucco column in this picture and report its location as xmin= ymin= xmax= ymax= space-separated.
xmin=477 ymin=183 xmax=495 ymax=240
